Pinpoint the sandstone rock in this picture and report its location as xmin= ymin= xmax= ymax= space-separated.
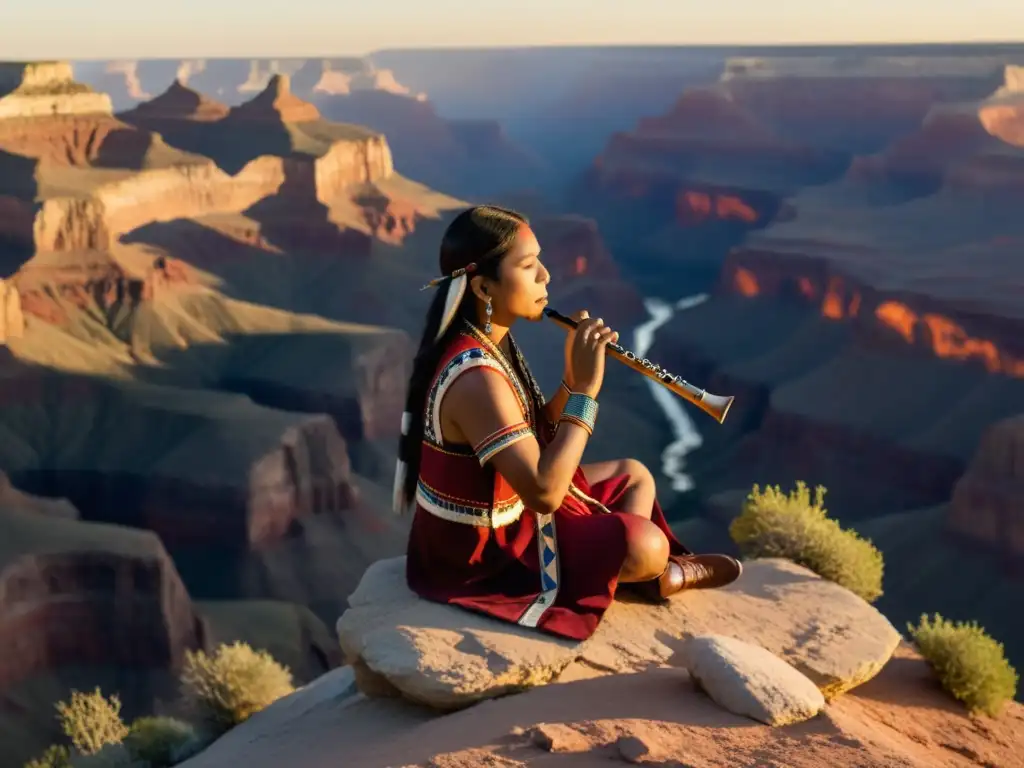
xmin=672 ymin=634 xmax=825 ymax=726
xmin=582 ymin=558 xmax=900 ymax=700
xmin=227 ymin=74 xmax=321 ymax=123
xmin=122 ymin=79 xmax=230 ymax=122
xmin=0 ymin=62 xmax=112 ymax=118
xmin=615 ymin=735 xmax=655 ymax=764
xmin=0 ymin=279 xmax=24 ymax=344
xmin=336 ymin=558 xmax=580 ymax=710
xmin=0 ymin=369 xmax=361 ymax=551
xmin=948 ymin=414 xmax=1024 ymax=561
xmin=313 ymin=88 xmax=540 ymax=200
xmin=1 ymin=71 xmax=396 ymax=255
xmin=335 ymin=557 xmax=900 ymax=709
xmin=0 ymin=502 xmax=204 ymax=689
xmin=526 ymin=722 xmax=590 ymax=753
xmin=13 ymin=249 xmax=195 ymax=326
xmin=234 ymin=665 xmax=357 ymax=732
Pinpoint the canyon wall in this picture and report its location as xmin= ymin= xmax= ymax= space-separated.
xmin=0 ymin=71 xmax=397 ymax=256
xmin=718 ymin=246 xmax=1024 ymax=377
xmin=26 ymin=137 xmax=395 ymax=254
xmin=0 ymin=62 xmax=112 ymax=118
xmin=948 ymin=415 xmax=1024 ymax=562
xmin=0 ymin=359 xmax=364 ymax=551
xmin=0 ymin=279 xmax=24 ymax=343
xmin=0 ymin=480 xmax=205 ymax=689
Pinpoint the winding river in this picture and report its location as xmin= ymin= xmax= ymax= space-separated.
xmin=632 ymin=294 xmax=709 ymax=492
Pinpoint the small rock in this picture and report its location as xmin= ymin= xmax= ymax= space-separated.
xmin=615 ymin=734 xmax=652 ymax=763
xmin=677 ymin=635 xmax=826 ymax=726
xmin=527 ymin=723 xmax=590 ymax=752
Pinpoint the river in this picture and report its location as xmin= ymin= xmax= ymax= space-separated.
xmin=632 ymin=294 xmax=710 ymax=492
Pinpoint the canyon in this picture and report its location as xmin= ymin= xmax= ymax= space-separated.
xmin=0 ymin=44 xmax=1022 ymax=765
xmin=74 ymin=58 xmax=548 ymax=200
xmin=582 ymin=54 xmax=1024 ymax=685
xmin=0 ymin=57 xmax=649 ymax=768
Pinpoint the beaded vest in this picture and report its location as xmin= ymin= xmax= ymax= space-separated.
xmin=415 ymin=322 xmax=540 ymax=529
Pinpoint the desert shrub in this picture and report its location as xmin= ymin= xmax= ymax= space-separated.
xmin=124 ymin=716 xmax=203 ymax=767
xmin=23 ymin=744 xmax=71 ymax=768
xmin=907 ymin=613 xmax=1019 ymax=717
xmin=729 ymin=481 xmax=884 ymax=603
xmin=55 ymin=688 xmax=129 ymax=756
xmin=179 ymin=641 xmax=295 ymax=733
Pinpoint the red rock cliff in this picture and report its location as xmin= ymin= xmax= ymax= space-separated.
xmin=947 ymin=414 xmax=1024 ymax=562
xmin=0 ymin=69 xmax=396 ymax=254
xmin=14 ymin=250 xmax=194 ymax=326
xmin=0 ymin=491 xmax=204 ymax=689
xmin=718 ymin=238 xmax=1024 ymax=378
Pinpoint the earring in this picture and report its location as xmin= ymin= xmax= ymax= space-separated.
xmin=484 ymin=296 xmax=493 ymax=334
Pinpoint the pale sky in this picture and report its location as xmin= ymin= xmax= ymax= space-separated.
xmin=1 ymin=0 xmax=1022 ymax=60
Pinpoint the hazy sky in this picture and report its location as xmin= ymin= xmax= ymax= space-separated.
xmin=3 ymin=0 xmax=1022 ymax=60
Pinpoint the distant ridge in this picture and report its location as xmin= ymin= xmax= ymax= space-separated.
xmin=227 ymin=74 xmax=320 ymax=122
xmin=122 ymin=78 xmax=229 ymax=121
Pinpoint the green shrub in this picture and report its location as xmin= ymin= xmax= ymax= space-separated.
xmin=729 ymin=481 xmax=884 ymax=603
xmin=907 ymin=613 xmax=1019 ymax=717
xmin=54 ymin=688 xmax=129 ymax=756
xmin=179 ymin=641 xmax=295 ymax=733
xmin=124 ymin=716 xmax=202 ymax=767
xmin=23 ymin=745 xmax=71 ymax=768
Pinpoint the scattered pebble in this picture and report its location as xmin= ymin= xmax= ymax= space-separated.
xmin=527 ymin=722 xmax=591 ymax=753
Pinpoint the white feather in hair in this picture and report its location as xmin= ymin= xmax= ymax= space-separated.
xmin=434 ymin=273 xmax=467 ymax=342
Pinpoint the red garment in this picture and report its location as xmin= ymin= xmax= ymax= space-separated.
xmin=405 ymin=327 xmax=688 ymax=641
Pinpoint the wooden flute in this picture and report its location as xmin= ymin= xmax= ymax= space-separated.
xmin=543 ymin=307 xmax=734 ymax=424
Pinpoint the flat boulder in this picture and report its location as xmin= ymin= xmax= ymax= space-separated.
xmin=673 ymin=634 xmax=825 ymax=726
xmin=336 ymin=556 xmax=900 ymax=709
xmin=336 ymin=558 xmax=579 ymax=710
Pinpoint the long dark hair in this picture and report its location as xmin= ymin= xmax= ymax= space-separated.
xmin=396 ymin=204 xmax=538 ymax=510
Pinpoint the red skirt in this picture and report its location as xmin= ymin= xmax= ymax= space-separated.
xmin=406 ymin=466 xmax=688 ymax=641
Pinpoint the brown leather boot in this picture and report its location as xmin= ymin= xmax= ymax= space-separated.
xmin=630 ymin=554 xmax=743 ymax=603
xmin=672 ymin=554 xmax=743 ymax=591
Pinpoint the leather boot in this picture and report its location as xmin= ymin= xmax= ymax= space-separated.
xmin=630 ymin=554 xmax=743 ymax=604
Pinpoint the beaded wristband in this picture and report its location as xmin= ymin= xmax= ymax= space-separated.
xmin=559 ymin=392 xmax=598 ymax=435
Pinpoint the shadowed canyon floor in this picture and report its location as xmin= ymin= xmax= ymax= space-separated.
xmin=0 ymin=47 xmax=1022 ymax=766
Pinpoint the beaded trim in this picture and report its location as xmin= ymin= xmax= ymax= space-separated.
xmin=425 ymin=348 xmax=510 ymax=445
xmin=461 ymin=321 xmax=536 ymax=426
xmin=415 ymin=479 xmax=524 ymax=528
xmin=517 ymin=511 xmax=560 ymax=628
xmin=473 ymin=421 xmax=534 ymax=466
